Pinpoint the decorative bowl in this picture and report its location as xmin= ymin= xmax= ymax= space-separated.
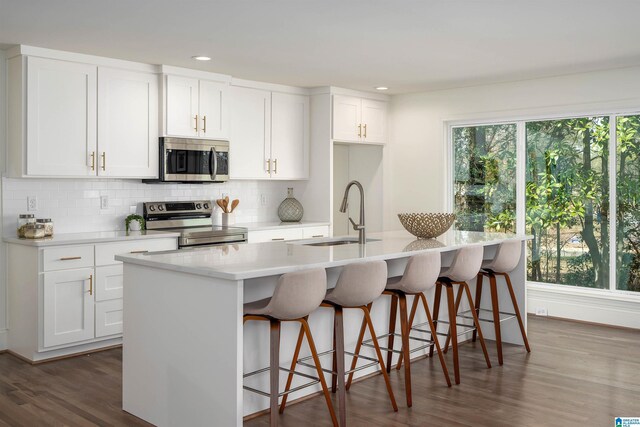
xmin=397 ymin=213 xmax=456 ymax=239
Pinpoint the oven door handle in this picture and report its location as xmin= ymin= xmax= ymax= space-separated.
xmin=209 ymin=147 xmax=218 ymax=180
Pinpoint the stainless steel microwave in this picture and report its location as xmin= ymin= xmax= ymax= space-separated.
xmin=148 ymin=137 xmax=229 ymax=183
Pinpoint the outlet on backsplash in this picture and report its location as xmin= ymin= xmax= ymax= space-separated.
xmin=260 ymin=194 xmax=268 ymax=206
xmin=27 ymin=196 xmax=38 ymax=211
xmin=100 ymin=195 xmax=109 ymax=209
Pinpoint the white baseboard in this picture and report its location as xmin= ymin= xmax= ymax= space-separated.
xmin=0 ymin=329 xmax=7 ymax=351
xmin=527 ymin=283 xmax=640 ymax=329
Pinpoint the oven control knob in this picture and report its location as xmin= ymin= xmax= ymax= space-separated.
xmin=203 ymin=203 xmax=210 ymax=209
xmin=158 ymin=205 xmax=164 ymax=211
xmin=196 ymin=203 xmax=202 ymax=209
xmin=149 ymin=205 xmax=155 ymax=212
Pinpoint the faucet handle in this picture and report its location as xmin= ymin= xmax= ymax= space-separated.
xmin=348 ymin=217 xmax=364 ymax=230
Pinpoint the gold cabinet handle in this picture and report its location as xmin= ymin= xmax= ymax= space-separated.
xmin=358 ymin=123 xmax=362 ymax=137
xmin=271 ymin=238 xmax=285 ymax=241
xmin=194 ymin=115 xmax=199 ymax=132
xmin=363 ymin=124 xmax=367 ymax=138
xmin=266 ymin=159 xmax=272 ymax=174
xmin=60 ymin=256 xmax=81 ymax=261
xmin=274 ymin=159 xmax=278 ymax=174
xmin=312 ymin=235 xmax=324 ymax=238
xmin=101 ymin=152 xmax=106 ymax=171
xmin=202 ymin=115 xmax=207 ymax=133
xmin=90 ymin=152 xmax=95 ymax=171
xmin=130 ymin=250 xmax=148 ymax=254
xmin=88 ymin=274 xmax=93 ymax=296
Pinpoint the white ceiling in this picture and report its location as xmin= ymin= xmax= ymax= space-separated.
xmin=2 ymin=0 xmax=640 ymax=94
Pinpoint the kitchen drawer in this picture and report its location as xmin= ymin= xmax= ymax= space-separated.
xmin=302 ymin=226 xmax=329 ymax=239
xmin=95 ymin=264 xmax=123 ymax=301
xmin=42 ymin=245 xmax=94 ymax=272
xmin=95 ymin=299 xmax=123 ymax=338
xmin=248 ymin=228 xmax=304 ymax=243
xmin=95 ymin=238 xmax=177 ymax=266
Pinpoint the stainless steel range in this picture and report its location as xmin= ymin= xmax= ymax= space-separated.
xmin=143 ymin=200 xmax=247 ymax=248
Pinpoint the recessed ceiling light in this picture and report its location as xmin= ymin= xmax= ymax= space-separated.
xmin=192 ymin=56 xmax=211 ymax=61
xmin=375 ymin=86 xmax=389 ymax=91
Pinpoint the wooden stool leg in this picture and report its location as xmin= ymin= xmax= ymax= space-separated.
xmin=362 ymin=306 xmax=398 ymax=412
xmin=503 ymin=272 xmax=532 ymax=352
xmin=463 ymin=283 xmax=491 ymax=369
xmin=472 ymin=273 xmax=484 ymax=342
xmin=398 ymin=294 xmax=412 ymax=407
xmin=346 ymin=303 xmax=371 ymax=390
xmin=420 ymin=293 xmax=452 ymax=387
xmin=334 ymin=307 xmax=347 ymax=426
xmin=443 ymin=284 xmax=464 ymax=354
xmin=300 ymin=318 xmax=339 ymax=427
xmin=279 ymin=322 xmax=306 ymax=413
xmin=395 ymin=293 xmax=419 ymax=371
xmin=489 ymin=273 xmax=503 ymax=365
xmin=386 ymin=294 xmax=399 ymax=373
xmin=445 ymin=284 xmax=460 ymax=385
xmin=429 ymin=283 xmax=443 ymax=358
xmin=270 ymin=319 xmax=281 ymax=426
xmin=332 ymin=319 xmax=338 ymax=393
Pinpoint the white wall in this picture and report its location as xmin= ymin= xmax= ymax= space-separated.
xmin=0 ymin=50 xmax=7 ymax=348
xmin=387 ymin=65 xmax=640 ymax=231
xmin=388 ymin=65 xmax=640 ymax=328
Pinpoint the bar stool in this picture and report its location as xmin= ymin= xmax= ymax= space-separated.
xmin=243 ymin=268 xmax=338 ymax=427
xmin=430 ymin=245 xmax=492 ymax=384
xmin=472 ymin=240 xmax=531 ymax=365
xmin=280 ymin=260 xmax=398 ymax=426
xmin=348 ymin=252 xmax=452 ymax=408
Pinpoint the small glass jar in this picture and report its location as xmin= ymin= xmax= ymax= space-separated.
xmin=36 ymin=218 xmax=54 ymax=237
xmin=17 ymin=214 xmax=36 ymax=238
xmin=23 ymin=223 xmax=46 ymax=239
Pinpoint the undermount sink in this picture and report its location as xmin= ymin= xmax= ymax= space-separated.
xmin=303 ymin=238 xmax=380 ymax=247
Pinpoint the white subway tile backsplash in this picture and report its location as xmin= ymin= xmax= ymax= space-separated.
xmin=2 ymin=177 xmax=296 ymax=235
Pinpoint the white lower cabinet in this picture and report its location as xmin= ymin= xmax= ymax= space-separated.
xmin=95 ymin=299 xmax=124 ymax=338
xmin=7 ymin=236 xmax=177 ymax=362
xmin=43 ymin=268 xmax=95 ymax=348
xmin=248 ymin=225 xmax=329 ymax=243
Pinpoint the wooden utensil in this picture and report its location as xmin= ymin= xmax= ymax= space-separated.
xmin=224 ymin=196 xmax=230 ymax=213
xmin=230 ymin=199 xmax=239 ymax=213
xmin=216 ymin=199 xmax=226 ymax=211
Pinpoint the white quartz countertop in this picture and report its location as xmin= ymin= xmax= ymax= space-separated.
xmin=230 ymin=221 xmax=329 ymax=231
xmin=115 ymin=230 xmax=531 ymax=281
xmin=3 ymin=230 xmax=180 ymax=247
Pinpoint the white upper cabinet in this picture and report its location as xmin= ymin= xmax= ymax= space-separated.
xmin=165 ymin=75 xmax=229 ymax=140
xmin=97 ymin=68 xmax=159 ymax=178
xmin=332 ymin=94 xmax=388 ymax=144
xmin=26 ymin=57 xmax=97 ymax=176
xmin=8 ymin=51 xmax=160 ymax=179
xmin=230 ymin=85 xmax=309 ymax=180
xmin=229 ymin=86 xmax=271 ymax=179
xmin=271 ymin=92 xmax=309 ymax=179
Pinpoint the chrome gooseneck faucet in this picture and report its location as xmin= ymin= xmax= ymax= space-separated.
xmin=339 ymin=180 xmax=366 ymax=244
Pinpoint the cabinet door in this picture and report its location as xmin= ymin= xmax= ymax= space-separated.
xmin=361 ymin=99 xmax=387 ymax=144
xmin=26 ymin=57 xmax=97 ymax=176
xmin=229 ymin=86 xmax=271 ymax=179
xmin=95 ymin=264 xmax=123 ymax=301
xmin=166 ymin=75 xmax=199 ymax=137
xmin=271 ymin=93 xmax=309 ymax=180
xmin=332 ymin=95 xmax=361 ymax=143
xmin=98 ymin=68 xmax=159 ymax=177
xmin=43 ymin=268 xmax=95 ymax=347
xmin=95 ymin=299 xmax=123 ymax=338
xmin=199 ymin=80 xmax=229 ymax=139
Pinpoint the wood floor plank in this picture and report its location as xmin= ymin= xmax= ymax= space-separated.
xmin=0 ymin=316 xmax=637 ymax=426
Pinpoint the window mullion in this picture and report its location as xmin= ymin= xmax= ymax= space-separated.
xmin=609 ymin=115 xmax=618 ymax=291
xmin=516 ymin=121 xmax=526 ymax=235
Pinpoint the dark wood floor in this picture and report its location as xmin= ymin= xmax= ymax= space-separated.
xmin=0 ymin=316 xmax=638 ymax=426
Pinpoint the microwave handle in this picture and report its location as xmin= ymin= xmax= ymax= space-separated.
xmin=209 ymin=147 xmax=218 ymax=180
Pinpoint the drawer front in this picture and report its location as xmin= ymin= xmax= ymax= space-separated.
xmin=95 ymin=264 xmax=123 ymax=301
xmin=43 ymin=245 xmax=94 ymax=272
xmin=247 ymin=228 xmax=304 ymax=243
xmin=95 ymin=238 xmax=177 ymax=266
xmin=95 ymin=299 xmax=123 ymax=338
xmin=302 ymin=226 xmax=329 ymax=239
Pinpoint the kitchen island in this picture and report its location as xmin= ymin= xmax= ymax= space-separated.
xmin=116 ymin=230 xmax=530 ymax=427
